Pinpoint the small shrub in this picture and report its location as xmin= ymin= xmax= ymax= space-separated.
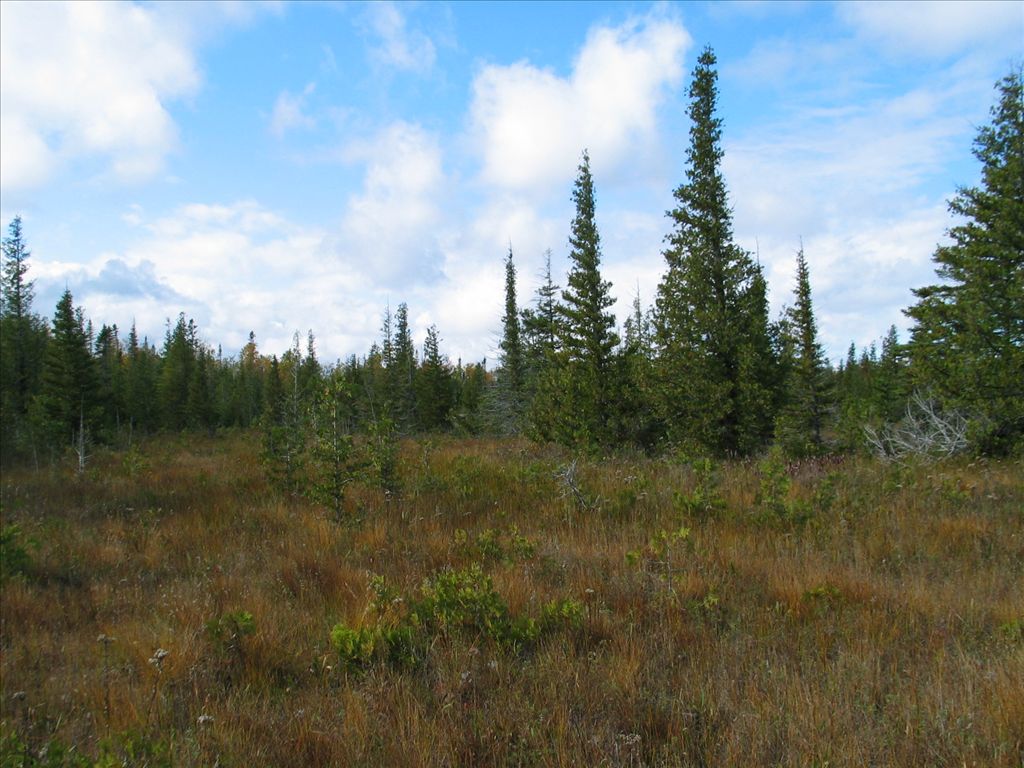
xmin=0 ymin=524 xmax=33 ymax=583
xmin=998 ymin=618 xmax=1023 ymax=643
xmin=334 ymin=563 xmax=583 ymax=670
xmin=674 ymin=458 xmax=724 ymax=518
xmin=755 ymin=447 xmax=812 ymax=526
xmin=454 ymin=526 xmax=536 ymax=564
xmin=206 ymin=610 xmax=256 ymax=657
xmin=329 ymin=624 xmax=378 ymax=670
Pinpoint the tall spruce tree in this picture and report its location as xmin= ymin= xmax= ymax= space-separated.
xmin=655 ymin=47 xmax=776 ymax=456
xmin=1 ymin=217 xmax=48 ymax=459
xmin=499 ymin=246 xmax=525 ymax=398
xmin=555 ymin=149 xmax=620 ymax=449
xmin=776 ymin=247 xmax=831 ymax=456
xmin=905 ymin=68 xmax=1024 ymax=454
xmin=388 ymin=303 xmax=418 ymax=432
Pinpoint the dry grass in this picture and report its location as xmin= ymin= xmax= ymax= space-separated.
xmin=1 ymin=433 xmax=1021 ymax=766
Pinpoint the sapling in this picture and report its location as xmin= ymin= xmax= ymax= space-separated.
xmin=307 ymin=375 xmax=362 ymax=521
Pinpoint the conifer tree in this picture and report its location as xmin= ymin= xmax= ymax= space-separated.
xmin=1 ymin=218 xmax=49 ymax=461
xmin=387 ymin=303 xmax=417 ymax=431
xmin=499 ymin=246 xmax=525 ymax=415
xmin=522 ymin=250 xmax=561 ymax=365
xmin=299 ymin=329 xmax=322 ymax=404
xmin=159 ymin=314 xmax=196 ymax=430
xmin=905 ymin=67 xmax=1024 ymax=453
xmin=776 ymin=247 xmax=831 ymax=456
xmin=33 ymin=289 xmax=100 ymax=452
xmin=874 ymin=325 xmax=908 ymax=423
xmin=308 ymin=371 xmax=359 ymax=521
xmin=655 ymin=47 xmax=776 ymax=456
xmin=620 ymin=287 xmax=659 ymax=449
xmin=1 ymin=218 xmax=46 ymax=417
xmin=124 ymin=322 xmax=159 ymax=437
xmin=553 ymin=149 xmax=620 ymax=449
xmin=521 ymin=250 xmax=562 ymax=435
xmin=185 ymin=344 xmax=217 ymax=432
xmin=416 ymin=325 xmax=454 ymax=431
xmin=94 ymin=324 xmax=125 ymax=438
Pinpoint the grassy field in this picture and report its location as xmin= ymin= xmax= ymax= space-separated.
xmin=1 ymin=433 xmax=1021 ymax=766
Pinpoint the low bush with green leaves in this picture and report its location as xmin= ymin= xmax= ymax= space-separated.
xmin=755 ymin=447 xmax=813 ymax=526
xmin=331 ymin=564 xmax=583 ymax=671
xmin=674 ymin=457 xmax=725 ymax=518
xmin=0 ymin=524 xmax=33 ymax=583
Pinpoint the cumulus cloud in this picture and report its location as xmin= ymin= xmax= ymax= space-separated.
xmin=361 ymin=1 xmax=436 ymax=72
xmin=839 ymin=0 xmax=1023 ymax=58
xmin=269 ymin=83 xmax=317 ymax=138
xmin=0 ymin=1 xmax=201 ymax=190
xmin=469 ymin=13 xmax=691 ymax=192
xmin=336 ymin=122 xmax=447 ymax=286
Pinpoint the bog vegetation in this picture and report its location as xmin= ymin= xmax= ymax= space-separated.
xmin=0 ymin=53 xmax=1021 ymax=766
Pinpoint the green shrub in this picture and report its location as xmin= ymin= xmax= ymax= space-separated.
xmin=755 ymin=447 xmax=812 ymax=526
xmin=674 ymin=458 xmax=724 ymax=517
xmin=0 ymin=524 xmax=32 ymax=583
xmin=205 ymin=610 xmax=256 ymax=656
xmin=332 ymin=563 xmax=584 ymax=671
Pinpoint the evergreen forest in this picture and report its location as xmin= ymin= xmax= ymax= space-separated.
xmin=3 ymin=55 xmax=1021 ymax=468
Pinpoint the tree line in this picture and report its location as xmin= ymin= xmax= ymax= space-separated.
xmin=1 ymin=51 xmax=1020 ymax=467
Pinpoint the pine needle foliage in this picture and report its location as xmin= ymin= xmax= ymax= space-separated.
xmin=905 ymin=67 xmax=1024 ymax=454
xmin=655 ymin=47 xmax=776 ymax=456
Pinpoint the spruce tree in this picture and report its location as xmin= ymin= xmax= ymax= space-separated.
xmin=159 ymin=314 xmax=196 ymax=430
xmin=620 ymin=287 xmax=659 ymax=449
xmin=33 ymin=289 xmax=100 ymax=451
xmin=776 ymin=247 xmax=831 ymax=456
xmin=416 ymin=325 xmax=454 ymax=431
xmin=555 ymin=150 xmax=620 ymax=449
xmin=655 ymin=47 xmax=776 ymax=456
xmin=905 ymin=67 xmax=1023 ymax=453
xmin=387 ymin=303 xmax=417 ymax=431
xmin=124 ymin=322 xmax=159 ymax=437
xmin=522 ymin=250 xmax=561 ymax=363
xmin=499 ymin=246 xmax=525 ymax=401
xmin=308 ymin=371 xmax=359 ymax=521
xmin=94 ymin=324 xmax=125 ymax=438
xmin=1 ymin=217 xmax=47 ymax=459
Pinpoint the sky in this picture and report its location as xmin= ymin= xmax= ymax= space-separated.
xmin=1 ymin=0 xmax=1021 ymax=366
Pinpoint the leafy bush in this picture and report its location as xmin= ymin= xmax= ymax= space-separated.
xmin=206 ymin=610 xmax=256 ymax=656
xmin=0 ymin=524 xmax=32 ymax=583
xmin=331 ymin=563 xmax=583 ymax=671
xmin=755 ymin=447 xmax=812 ymax=526
xmin=674 ymin=458 xmax=725 ymax=517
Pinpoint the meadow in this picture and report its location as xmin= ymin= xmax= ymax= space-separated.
xmin=1 ymin=433 xmax=1021 ymax=767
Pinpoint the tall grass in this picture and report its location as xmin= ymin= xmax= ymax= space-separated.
xmin=1 ymin=433 xmax=1021 ymax=766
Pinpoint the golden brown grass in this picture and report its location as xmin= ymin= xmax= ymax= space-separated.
xmin=1 ymin=433 xmax=1021 ymax=766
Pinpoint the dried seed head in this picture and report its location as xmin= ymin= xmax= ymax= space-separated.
xmin=197 ymin=714 xmax=214 ymax=726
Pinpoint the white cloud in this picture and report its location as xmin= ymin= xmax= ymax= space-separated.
xmin=336 ymin=121 xmax=447 ymax=285
xmin=839 ymin=1 xmax=1024 ymax=58
xmin=269 ymin=83 xmax=317 ymax=138
xmin=469 ymin=13 xmax=691 ymax=192
xmin=0 ymin=1 xmax=201 ymax=190
xmin=721 ymin=73 xmax=989 ymax=359
xmin=362 ymin=2 xmax=436 ymax=73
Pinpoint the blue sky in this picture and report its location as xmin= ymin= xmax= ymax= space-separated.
xmin=1 ymin=1 xmax=1021 ymax=365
